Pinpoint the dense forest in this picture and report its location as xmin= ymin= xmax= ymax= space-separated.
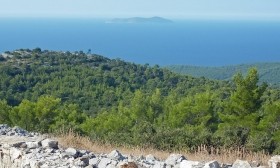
xmin=1 ymin=49 xmax=280 ymax=154
xmin=166 ymin=63 xmax=280 ymax=86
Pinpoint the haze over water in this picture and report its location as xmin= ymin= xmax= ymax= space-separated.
xmin=0 ymin=18 xmax=280 ymax=66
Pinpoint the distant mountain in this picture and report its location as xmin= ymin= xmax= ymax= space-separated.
xmin=106 ymin=16 xmax=173 ymax=23
xmin=166 ymin=63 xmax=280 ymax=86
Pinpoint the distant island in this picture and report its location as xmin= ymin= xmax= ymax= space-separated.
xmin=106 ymin=16 xmax=173 ymax=23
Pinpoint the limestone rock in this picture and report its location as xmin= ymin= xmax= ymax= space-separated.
xmin=75 ymin=156 xmax=90 ymax=167
xmin=0 ymin=124 xmax=9 ymax=135
xmin=153 ymin=161 xmax=167 ymax=168
xmin=12 ymin=126 xmax=29 ymax=136
xmin=180 ymin=160 xmax=200 ymax=168
xmin=108 ymin=149 xmax=125 ymax=161
xmin=1 ymin=124 xmax=277 ymax=168
xmin=232 ymin=160 xmax=252 ymax=168
xmin=146 ymin=154 xmax=157 ymax=164
xmin=165 ymin=154 xmax=186 ymax=166
xmin=204 ymin=160 xmax=220 ymax=168
xmin=65 ymin=147 xmax=79 ymax=158
xmin=41 ymin=139 xmax=58 ymax=149
xmin=221 ymin=163 xmax=232 ymax=168
xmin=26 ymin=141 xmax=41 ymax=149
xmin=98 ymin=157 xmax=112 ymax=167
xmin=10 ymin=147 xmax=22 ymax=161
xmin=268 ymin=155 xmax=280 ymax=168
xmin=89 ymin=157 xmax=100 ymax=166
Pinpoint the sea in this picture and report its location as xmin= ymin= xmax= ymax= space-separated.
xmin=0 ymin=18 xmax=280 ymax=66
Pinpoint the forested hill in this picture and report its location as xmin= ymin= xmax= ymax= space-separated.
xmin=2 ymin=49 xmax=280 ymax=154
xmin=0 ymin=48 xmax=224 ymax=115
xmin=166 ymin=63 xmax=280 ymax=86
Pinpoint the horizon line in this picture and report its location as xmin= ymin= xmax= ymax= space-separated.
xmin=1 ymin=16 xmax=280 ymax=22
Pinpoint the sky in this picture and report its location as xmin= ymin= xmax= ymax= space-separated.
xmin=0 ymin=0 xmax=280 ymax=20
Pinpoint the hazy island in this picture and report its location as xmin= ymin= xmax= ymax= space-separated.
xmin=106 ymin=16 xmax=173 ymax=23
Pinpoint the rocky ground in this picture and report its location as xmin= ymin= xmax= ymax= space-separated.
xmin=0 ymin=124 xmax=280 ymax=168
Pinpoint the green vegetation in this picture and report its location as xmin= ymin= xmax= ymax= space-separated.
xmin=166 ymin=63 xmax=280 ymax=86
xmin=1 ymin=49 xmax=280 ymax=154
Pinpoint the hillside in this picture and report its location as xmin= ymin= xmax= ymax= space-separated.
xmin=0 ymin=48 xmax=220 ymax=115
xmin=166 ymin=63 xmax=280 ymax=86
xmin=1 ymin=49 xmax=280 ymax=154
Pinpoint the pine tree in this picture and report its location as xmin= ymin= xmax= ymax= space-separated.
xmin=216 ymin=68 xmax=267 ymax=147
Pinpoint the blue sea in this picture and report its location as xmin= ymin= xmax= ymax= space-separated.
xmin=0 ymin=18 xmax=280 ymax=66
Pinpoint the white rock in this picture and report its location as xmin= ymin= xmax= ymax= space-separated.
xmin=111 ymin=160 xmax=118 ymax=166
xmin=232 ymin=160 xmax=252 ymax=168
xmin=68 ymin=157 xmax=75 ymax=163
xmin=221 ymin=163 xmax=232 ymax=168
xmin=165 ymin=154 xmax=186 ymax=166
xmin=107 ymin=164 xmax=117 ymax=168
xmin=80 ymin=149 xmax=89 ymax=155
xmin=65 ymin=147 xmax=79 ymax=158
xmin=46 ymin=155 xmax=59 ymax=160
xmin=269 ymin=155 xmax=280 ymax=168
xmin=26 ymin=141 xmax=41 ymax=149
xmin=108 ymin=149 xmax=125 ymax=161
xmin=44 ymin=148 xmax=55 ymax=153
xmin=146 ymin=154 xmax=157 ymax=164
xmin=41 ymin=139 xmax=58 ymax=149
xmin=89 ymin=157 xmax=100 ymax=166
xmin=10 ymin=147 xmax=22 ymax=161
xmin=30 ymin=160 xmax=43 ymax=168
xmin=203 ymin=160 xmax=220 ymax=168
xmin=75 ymin=156 xmax=89 ymax=167
xmin=98 ymin=158 xmax=112 ymax=168
xmin=12 ymin=126 xmax=29 ymax=136
xmin=180 ymin=160 xmax=200 ymax=168
xmin=153 ymin=161 xmax=167 ymax=168
xmin=3 ymin=125 xmax=276 ymax=168
xmin=7 ymin=131 xmax=15 ymax=136
xmin=85 ymin=165 xmax=94 ymax=168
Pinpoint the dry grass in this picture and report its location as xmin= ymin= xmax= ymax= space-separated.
xmin=54 ymin=130 xmax=270 ymax=166
xmin=185 ymin=144 xmax=270 ymax=165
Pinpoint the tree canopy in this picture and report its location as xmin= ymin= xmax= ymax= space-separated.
xmin=1 ymin=49 xmax=280 ymax=153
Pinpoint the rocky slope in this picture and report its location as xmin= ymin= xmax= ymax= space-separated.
xmin=0 ymin=124 xmax=280 ymax=168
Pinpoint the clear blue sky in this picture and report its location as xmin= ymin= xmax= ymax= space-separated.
xmin=1 ymin=0 xmax=280 ymax=20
